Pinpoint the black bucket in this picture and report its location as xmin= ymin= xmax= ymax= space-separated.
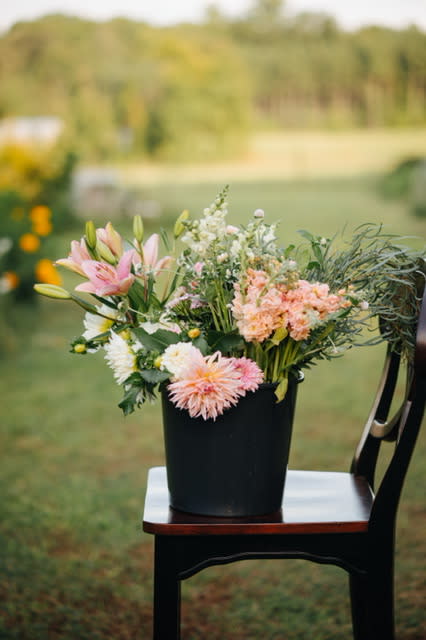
xmin=161 ymin=377 xmax=301 ymax=517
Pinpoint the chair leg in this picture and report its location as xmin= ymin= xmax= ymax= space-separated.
xmin=349 ymin=573 xmax=370 ymax=640
xmin=349 ymin=562 xmax=395 ymax=640
xmin=153 ymin=536 xmax=181 ymax=640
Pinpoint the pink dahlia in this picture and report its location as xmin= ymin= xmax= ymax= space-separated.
xmin=229 ymin=357 xmax=264 ymax=393
xmin=167 ymin=351 xmax=243 ymax=421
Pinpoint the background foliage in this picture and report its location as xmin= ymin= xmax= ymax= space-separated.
xmin=0 ymin=0 xmax=425 ymax=160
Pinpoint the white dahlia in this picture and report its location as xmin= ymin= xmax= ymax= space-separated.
xmin=104 ymin=332 xmax=137 ymax=385
xmin=161 ymin=342 xmax=200 ymax=379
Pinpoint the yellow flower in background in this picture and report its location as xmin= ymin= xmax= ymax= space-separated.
xmin=30 ymin=205 xmax=53 ymax=236
xmin=30 ymin=205 xmax=51 ymax=223
xmin=35 ymin=259 xmax=62 ymax=285
xmin=19 ymin=233 xmax=40 ymax=253
xmin=32 ymin=219 xmax=53 ymax=236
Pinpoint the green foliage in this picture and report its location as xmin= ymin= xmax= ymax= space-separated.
xmin=0 ymin=142 xmax=77 ymax=229
xmin=1 ymin=11 xmax=425 ymax=162
xmin=229 ymin=17 xmax=426 ymax=129
xmin=0 ymin=141 xmax=76 ymax=311
xmin=300 ymin=225 xmax=425 ymax=360
xmin=0 ymin=16 xmax=251 ymax=161
xmin=380 ymin=156 xmax=426 ymax=218
xmin=0 ymin=197 xmax=62 ymax=303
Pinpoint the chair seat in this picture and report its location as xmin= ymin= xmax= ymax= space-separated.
xmin=142 ymin=466 xmax=374 ymax=536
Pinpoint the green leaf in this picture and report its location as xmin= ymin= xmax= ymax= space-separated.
xmin=312 ymin=244 xmax=323 ymax=262
xmin=70 ymin=293 xmax=100 ymax=314
xmin=206 ymin=330 xmax=243 ymax=353
xmin=306 ymin=260 xmax=320 ymax=271
xmin=118 ymin=386 xmax=140 ymax=416
xmin=140 ymin=369 xmax=170 ymax=384
xmin=192 ymin=335 xmax=209 ymax=354
xmin=269 ymin=326 xmax=288 ymax=347
xmin=274 ymin=377 xmax=288 ymax=403
xmin=284 ymin=244 xmax=295 ymax=258
xmin=298 ymin=229 xmax=315 ymax=242
xmin=132 ymin=327 xmax=181 ymax=351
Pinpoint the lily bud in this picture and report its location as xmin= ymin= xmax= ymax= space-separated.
xmin=34 ymin=284 xmax=71 ymax=299
xmin=85 ymin=220 xmax=97 ymax=251
xmin=104 ymin=222 xmax=123 ymax=256
xmin=133 ymin=215 xmax=144 ymax=244
xmin=174 ymin=210 xmax=189 ymax=238
xmin=97 ymin=239 xmax=117 ymax=264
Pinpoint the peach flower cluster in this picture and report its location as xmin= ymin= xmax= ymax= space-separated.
xmin=232 ymin=268 xmax=350 ymax=343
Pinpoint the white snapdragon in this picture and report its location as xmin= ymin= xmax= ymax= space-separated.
xmin=230 ymin=239 xmax=242 ymax=258
xmin=181 ymin=205 xmax=228 ymax=257
xmin=262 ymin=225 xmax=277 ymax=246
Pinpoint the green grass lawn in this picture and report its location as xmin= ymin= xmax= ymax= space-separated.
xmin=1 ymin=173 xmax=425 ymax=639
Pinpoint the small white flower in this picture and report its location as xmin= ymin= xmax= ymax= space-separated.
xmin=254 ymin=209 xmax=265 ymax=218
xmin=82 ymin=305 xmax=123 ymax=340
xmin=359 ymin=300 xmax=369 ymax=310
xmin=226 ymin=225 xmax=239 ymax=234
xmin=320 ymin=237 xmax=327 ymax=246
xmin=230 ymin=240 xmax=242 ymax=257
xmin=140 ymin=318 xmax=181 ymax=334
xmin=139 ymin=321 xmax=160 ymax=335
xmin=161 ymin=342 xmax=200 ymax=378
xmin=0 ymin=237 xmax=12 ymax=257
xmin=0 ymin=276 xmax=12 ymax=294
xmin=104 ymin=332 xmax=137 ymax=385
xmin=217 ymin=252 xmax=228 ymax=264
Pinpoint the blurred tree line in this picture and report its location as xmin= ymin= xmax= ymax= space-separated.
xmin=0 ymin=0 xmax=425 ymax=161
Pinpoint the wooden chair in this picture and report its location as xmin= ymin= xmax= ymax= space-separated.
xmin=143 ymin=285 xmax=426 ymax=640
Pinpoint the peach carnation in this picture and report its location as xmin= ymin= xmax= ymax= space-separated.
xmin=231 ymin=269 xmax=288 ymax=343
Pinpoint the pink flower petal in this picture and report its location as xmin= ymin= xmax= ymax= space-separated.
xmin=116 ymin=250 xmax=135 ymax=281
xmin=143 ymin=234 xmax=159 ymax=268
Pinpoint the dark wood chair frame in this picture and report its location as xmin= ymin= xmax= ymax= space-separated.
xmin=143 ymin=285 xmax=426 ymax=640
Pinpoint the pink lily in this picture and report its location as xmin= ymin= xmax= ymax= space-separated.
xmin=55 ymin=238 xmax=91 ymax=276
xmin=133 ymin=233 xmax=173 ymax=276
xmin=96 ymin=222 xmax=123 ymax=258
xmin=75 ymin=250 xmax=135 ymax=296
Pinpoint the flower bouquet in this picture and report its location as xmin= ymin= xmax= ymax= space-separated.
xmin=36 ymin=186 xmax=423 ymax=420
xmin=35 ymin=186 xmax=424 ymax=516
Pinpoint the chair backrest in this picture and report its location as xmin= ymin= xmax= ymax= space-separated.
xmin=351 ymin=282 xmax=426 ymax=533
